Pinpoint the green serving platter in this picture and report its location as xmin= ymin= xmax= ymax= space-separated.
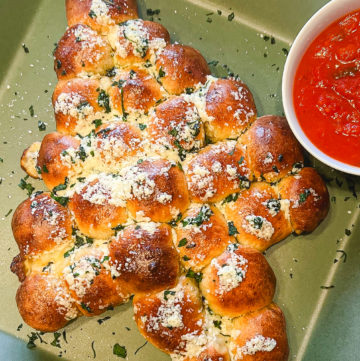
xmin=0 ymin=0 xmax=359 ymax=360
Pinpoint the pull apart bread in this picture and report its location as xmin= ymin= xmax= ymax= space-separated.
xmin=12 ymin=0 xmax=330 ymax=360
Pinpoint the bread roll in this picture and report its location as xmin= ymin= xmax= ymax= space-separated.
xmin=148 ymin=96 xmax=205 ymax=152
xmin=156 ymin=44 xmax=211 ymax=95
xmin=204 ymin=78 xmax=257 ymax=142
xmin=63 ymin=246 xmax=129 ymax=316
xmin=200 ymin=244 xmax=276 ymax=318
xmin=95 ymin=121 xmax=143 ymax=163
xmin=16 ymin=274 xmax=78 ymax=332
xmin=109 ymin=19 xmax=170 ymax=67
xmin=133 ymin=276 xmax=205 ymax=354
xmin=37 ymin=132 xmax=80 ymax=190
xmin=109 ymin=223 xmax=179 ymax=294
xmin=185 ymin=141 xmax=250 ymax=203
xmin=278 ymin=167 xmax=330 ymax=234
xmin=54 ymin=24 xmax=114 ymax=79
xmin=229 ymin=303 xmax=289 ymax=361
xmin=53 ymin=78 xmax=103 ymax=136
xmin=108 ymin=68 xmax=163 ymax=114
xmin=175 ymin=204 xmax=233 ymax=271
xmin=12 ymin=192 xmax=72 ymax=258
xmin=240 ymin=116 xmax=303 ymax=182
xmin=66 ymin=0 xmax=138 ymax=33
xmin=20 ymin=141 xmax=41 ymax=179
xmin=126 ymin=159 xmax=190 ymax=222
xmin=225 ymin=182 xmax=292 ymax=251
xmin=69 ymin=177 xmax=128 ymax=239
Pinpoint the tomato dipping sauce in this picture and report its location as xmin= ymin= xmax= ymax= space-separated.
xmin=294 ymin=9 xmax=360 ymax=167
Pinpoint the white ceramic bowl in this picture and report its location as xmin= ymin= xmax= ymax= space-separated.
xmin=282 ymin=0 xmax=360 ymax=176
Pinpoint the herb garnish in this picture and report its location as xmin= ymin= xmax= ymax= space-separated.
xmin=113 ymin=343 xmax=127 ymax=358
xmin=181 ymin=205 xmax=213 ymax=227
xmin=186 ymin=269 xmax=203 ymax=283
xmin=228 ymin=221 xmax=239 ymax=236
xmin=18 ymin=176 xmax=34 ymax=197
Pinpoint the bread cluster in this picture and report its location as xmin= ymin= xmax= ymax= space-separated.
xmin=12 ymin=1 xmax=330 ymax=360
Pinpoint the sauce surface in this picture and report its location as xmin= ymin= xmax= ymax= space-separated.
xmin=294 ymin=9 xmax=360 ymax=167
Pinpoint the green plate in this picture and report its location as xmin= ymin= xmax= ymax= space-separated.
xmin=0 ymin=0 xmax=359 ymax=360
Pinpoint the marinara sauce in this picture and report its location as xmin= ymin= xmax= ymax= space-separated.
xmin=294 ymin=9 xmax=360 ymax=167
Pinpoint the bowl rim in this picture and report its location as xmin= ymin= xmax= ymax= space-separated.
xmin=282 ymin=0 xmax=360 ymax=176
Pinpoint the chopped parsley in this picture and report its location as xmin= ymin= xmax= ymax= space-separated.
xmin=213 ymin=320 xmax=222 ymax=329
xmin=250 ymin=216 xmax=263 ymax=229
xmin=42 ymin=164 xmax=49 ymax=173
xmin=97 ymin=316 xmax=111 ymax=325
xmin=26 ymin=332 xmax=38 ymax=349
xmin=50 ymin=332 xmax=61 ymax=348
xmin=168 ymin=213 xmax=182 ymax=226
xmin=299 ymin=189 xmax=311 ymax=203
xmin=42 ymin=262 xmax=53 ymax=272
xmin=29 ymin=105 xmax=34 ymax=117
xmin=97 ymin=89 xmax=111 ymax=113
xmin=228 ymin=12 xmax=235 ymax=21
xmin=266 ymin=199 xmax=281 ymax=214
xmin=138 ymin=123 xmax=147 ymax=131
xmin=88 ymin=9 xmax=97 ymax=18
xmin=163 ymin=290 xmax=175 ymax=301
xmin=22 ymin=43 xmax=29 ymax=53
xmin=181 ymin=205 xmax=213 ymax=227
xmin=186 ymin=269 xmax=203 ymax=283
xmin=4 ymin=209 xmax=13 ymax=217
xmin=158 ymin=67 xmax=166 ymax=78
xmin=178 ymin=238 xmax=188 ymax=247
xmin=38 ymin=121 xmax=46 ymax=131
xmin=51 ymin=194 xmax=69 ymax=207
xmin=113 ymin=343 xmax=127 ymax=358
xmin=92 ymin=119 xmax=102 ymax=128
xmin=18 ymin=176 xmax=34 ymax=197
xmin=222 ymin=192 xmax=239 ymax=204
xmin=227 ymin=221 xmax=239 ymax=236
xmin=64 ymin=247 xmax=75 ymax=258
xmin=52 ymin=177 xmax=68 ymax=193
xmin=81 ymin=303 xmax=93 ymax=313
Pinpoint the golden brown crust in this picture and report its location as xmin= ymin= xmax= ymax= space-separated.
xmin=20 ymin=141 xmax=41 ymax=179
xmin=175 ymin=205 xmax=234 ymax=271
xmin=69 ymin=178 xmax=128 ymax=239
xmin=16 ymin=274 xmax=78 ymax=332
xmin=156 ymin=44 xmax=211 ymax=95
xmin=133 ymin=276 xmax=205 ymax=354
xmin=239 ymin=116 xmax=303 ymax=182
xmin=126 ymin=159 xmax=190 ymax=222
xmin=185 ymin=141 xmax=251 ymax=203
xmin=148 ymin=96 xmax=205 ymax=151
xmin=11 ymin=192 xmax=72 ymax=258
xmin=53 ymin=78 xmax=103 ymax=136
xmin=95 ymin=121 xmax=143 ymax=162
xmin=229 ymin=303 xmax=289 ymax=361
xmin=108 ymin=68 xmax=162 ymax=114
xmin=37 ymin=132 xmax=80 ymax=190
xmin=63 ymin=247 xmax=128 ymax=316
xmin=110 ymin=20 xmax=170 ymax=67
xmin=10 ymin=254 xmax=26 ymax=282
xmin=225 ymin=183 xmax=292 ymax=252
xmin=66 ymin=0 xmax=138 ymax=33
xmin=109 ymin=223 xmax=180 ymax=294
xmin=278 ymin=167 xmax=330 ymax=234
xmin=54 ymin=24 xmax=114 ymax=79
xmin=184 ymin=347 xmax=231 ymax=361
xmin=200 ymin=245 xmax=276 ymax=318
xmin=205 ymin=78 xmax=257 ymax=142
